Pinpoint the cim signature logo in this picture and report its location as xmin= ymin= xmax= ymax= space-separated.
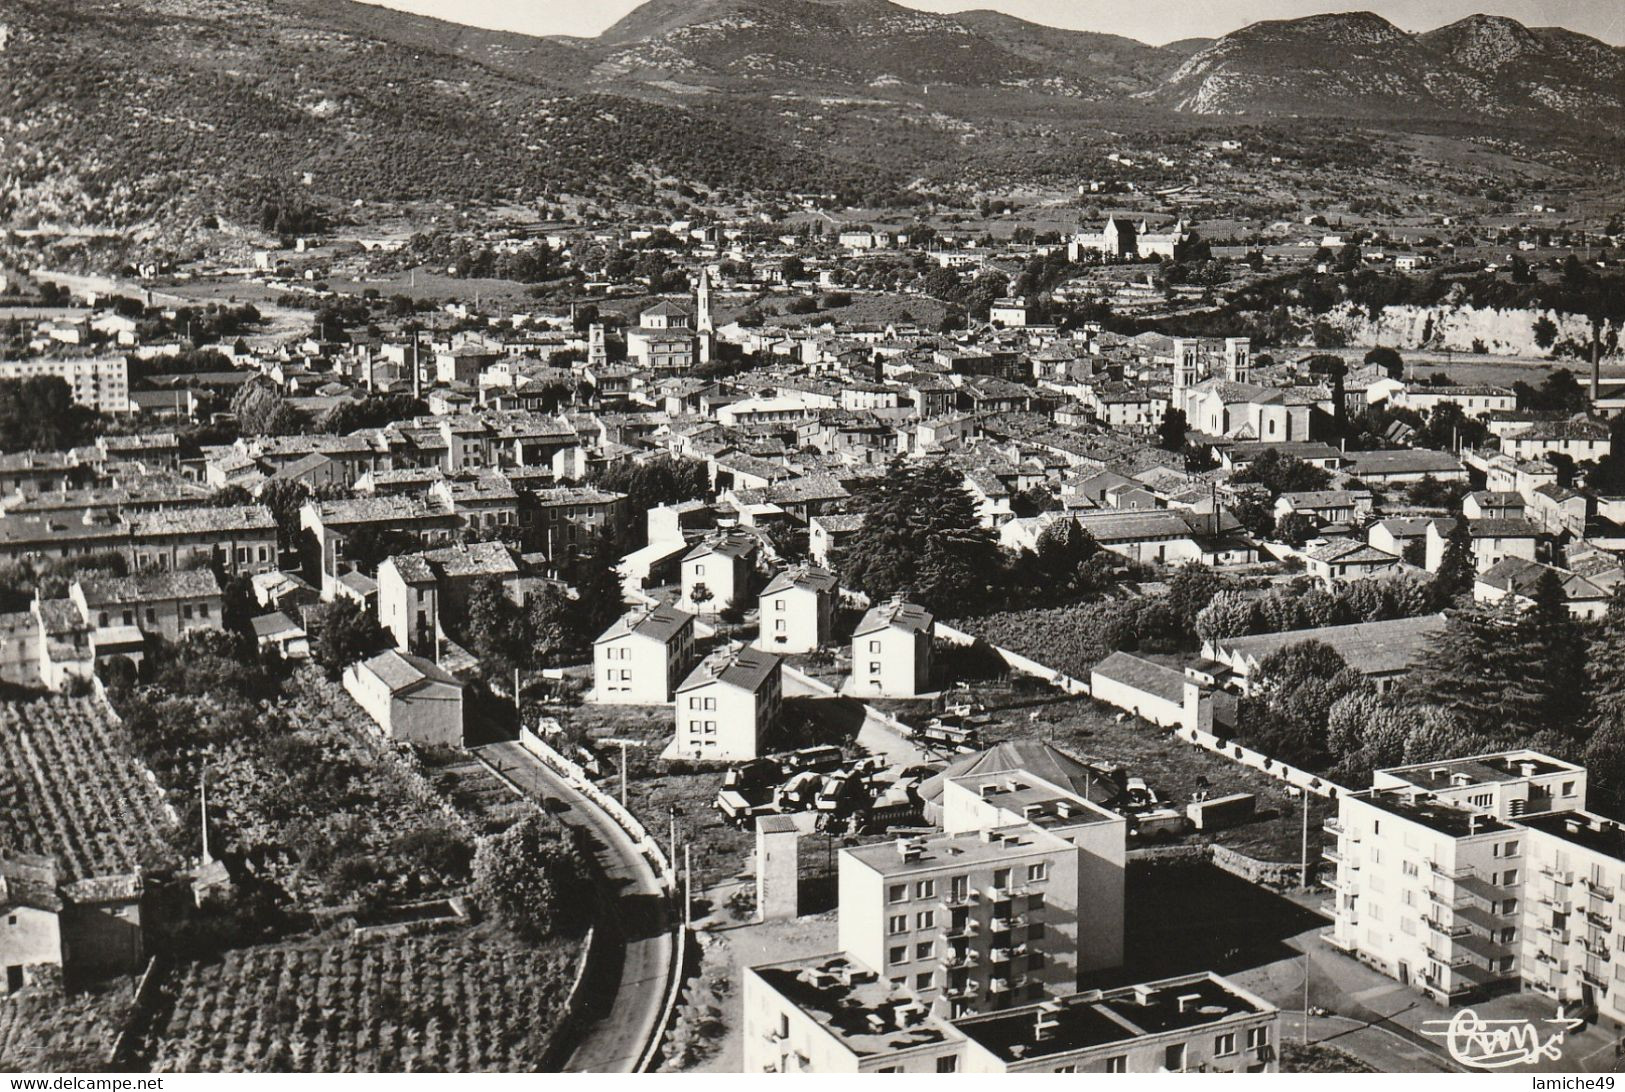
xmin=1419 ymin=1008 xmax=1585 ymax=1069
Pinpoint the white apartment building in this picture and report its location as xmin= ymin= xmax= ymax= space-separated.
xmin=1321 ymin=750 xmax=1617 ymax=1014
xmin=954 ymin=973 xmax=1279 ymax=1073
xmin=743 ymin=753 xmax=1273 ymax=1074
xmin=673 ymin=646 xmax=783 ymax=760
xmin=1394 ymin=384 xmax=1517 ymax=419
xmin=757 ymin=564 xmax=837 ymax=654
xmin=851 ymin=598 xmax=933 ymax=697
xmin=592 ymin=604 xmax=696 ymax=704
xmin=681 ymin=531 xmax=758 ymax=613
xmin=0 ymin=356 xmax=129 ymax=413
xmin=743 ymin=960 xmax=1277 ymax=1075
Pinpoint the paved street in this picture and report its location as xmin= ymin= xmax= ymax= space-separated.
xmin=477 ymin=741 xmax=676 ymax=1073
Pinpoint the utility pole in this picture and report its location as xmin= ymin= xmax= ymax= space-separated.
xmin=683 ymin=843 xmax=692 ymax=928
xmin=619 ymin=739 xmax=630 ymax=807
xmin=669 ymin=806 xmax=678 ymax=871
xmin=1302 ymin=949 xmax=1311 ymax=1045
xmin=199 ymin=766 xmax=211 ymax=864
xmin=1299 ymin=789 xmax=1310 ymax=892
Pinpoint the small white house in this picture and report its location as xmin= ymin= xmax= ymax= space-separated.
xmin=250 ymin=611 xmax=310 ymax=660
xmin=850 ymin=598 xmax=933 ymax=697
xmin=756 ymin=564 xmax=837 ymax=654
xmin=343 ymin=649 xmax=465 ymax=746
xmin=592 ymin=604 xmax=696 ymax=704
xmin=673 ymin=646 xmax=783 ymax=760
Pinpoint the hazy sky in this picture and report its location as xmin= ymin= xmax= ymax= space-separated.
xmin=358 ymin=0 xmax=1625 ymax=45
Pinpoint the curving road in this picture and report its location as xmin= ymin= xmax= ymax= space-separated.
xmin=477 ymin=740 xmax=676 ymax=1073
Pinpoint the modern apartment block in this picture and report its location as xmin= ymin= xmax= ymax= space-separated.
xmin=953 ymin=973 xmax=1279 ymax=1073
xmin=0 ymin=356 xmax=129 ymax=413
xmin=1517 ymin=811 xmax=1625 ymax=1017
xmin=838 ymin=826 xmax=1081 ymax=1016
xmin=741 ymin=749 xmax=1281 ymax=1075
xmin=742 ymin=959 xmax=1279 ymax=1074
xmin=1320 ymin=749 xmax=1625 ymax=1021
xmin=836 ymin=769 xmax=1126 ymax=1020
xmin=756 ymin=563 xmax=837 ymax=654
xmin=850 ymin=597 xmax=933 ymax=697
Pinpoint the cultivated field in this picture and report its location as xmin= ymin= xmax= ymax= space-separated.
xmin=0 ymin=696 xmax=173 ymax=879
xmin=0 ymin=978 xmax=135 ymax=1071
xmin=141 ymin=931 xmax=578 ymax=1073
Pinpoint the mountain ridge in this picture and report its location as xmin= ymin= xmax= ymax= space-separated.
xmin=1 ymin=0 xmax=1620 ymax=246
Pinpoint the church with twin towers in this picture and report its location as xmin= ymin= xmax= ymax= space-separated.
xmin=1166 ymin=336 xmax=1313 ymax=444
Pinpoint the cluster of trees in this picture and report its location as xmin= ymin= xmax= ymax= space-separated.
xmin=918 ymin=268 xmax=1010 ymax=323
xmin=258 ymin=192 xmax=328 ymax=238
xmin=1513 ymin=368 xmax=1587 ymax=415
xmin=1230 ymin=450 xmax=1331 ymax=497
xmin=1194 ymin=574 xmax=1437 ymax=643
xmin=840 ymin=462 xmax=1217 ymax=617
xmin=0 ymin=377 xmax=99 ymax=452
xmin=840 ymin=462 xmax=1004 ymax=614
xmin=472 ymin=813 xmax=589 ymax=942
xmin=309 ymin=598 xmax=393 ymax=678
xmin=231 ymin=376 xmax=307 ymax=436
xmin=456 ymin=551 xmax=623 ymax=685
xmin=586 ymin=456 xmax=710 ymax=543
xmin=1234 ymin=572 xmax=1625 ymax=805
xmin=319 ymin=393 xmax=428 ymax=434
xmin=406 ymin=232 xmax=564 ymax=284
xmin=1351 ymin=399 xmax=1488 ymax=455
xmin=0 ymin=551 xmax=127 ymax=612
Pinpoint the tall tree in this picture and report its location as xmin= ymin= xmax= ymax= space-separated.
xmin=1521 ymin=569 xmax=1587 ymax=732
xmin=1239 ymin=641 xmax=1367 ymax=769
xmin=1406 ymin=597 xmax=1569 ymax=741
xmin=472 ymin=814 xmax=588 ymax=942
xmin=461 ymin=577 xmax=529 ymax=682
xmin=1158 ymin=407 xmax=1189 ymax=452
xmin=0 ymin=377 xmax=98 ymax=452
xmin=311 ymin=598 xmax=390 ymax=677
xmin=1429 ymin=517 xmax=1475 ymax=608
xmin=841 ymin=461 xmax=1000 ymax=614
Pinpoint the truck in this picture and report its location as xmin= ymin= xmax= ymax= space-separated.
xmin=715 ymin=789 xmax=777 ymax=828
xmin=1185 ymin=792 xmax=1257 ymax=831
xmin=723 ymin=758 xmax=782 ymax=794
xmin=780 ymin=745 xmax=844 ymax=773
xmin=776 ymin=770 xmax=824 ymax=811
xmin=916 ymin=719 xmax=981 ymax=751
xmin=1130 ymin=807 xmax=1190 ymax=841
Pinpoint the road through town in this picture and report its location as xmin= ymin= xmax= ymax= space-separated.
xmin=477 ymin=740 xmax=675 ymax=1073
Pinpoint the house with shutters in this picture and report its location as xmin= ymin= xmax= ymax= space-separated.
xmin=593 ymin=604 xmax=697 ymax=704
xmin=851 ymin=598 xmax=934 ymax=697
xmin=673 ymin=646 xmax=783 ymax=760
xmin=757 ymin=564 xmax=838 ymax=654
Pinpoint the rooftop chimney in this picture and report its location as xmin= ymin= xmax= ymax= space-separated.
xmin=1177 ymin=993 xmax=1202 ymax=1014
